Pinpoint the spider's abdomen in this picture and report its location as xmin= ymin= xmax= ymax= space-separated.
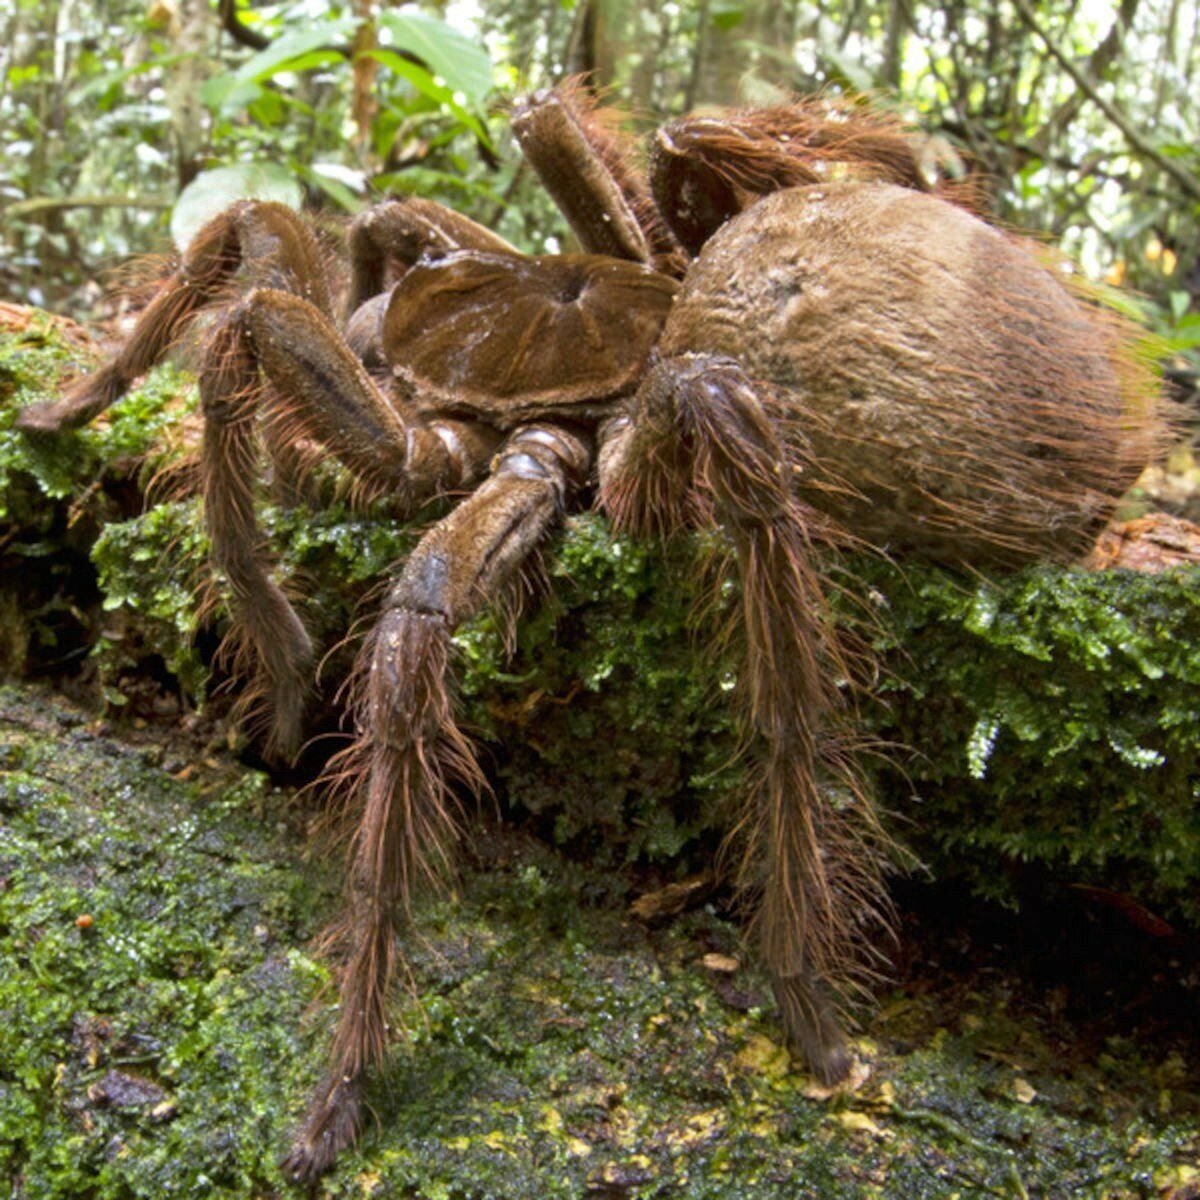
xmin=383 ymin=251 xmax=677 ymax=427
xmin=661 ymin=183 xmax=1159 ymax=565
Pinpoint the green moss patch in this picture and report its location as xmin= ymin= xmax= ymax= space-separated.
xmin=2 ymin=683 xmax=1197 ymax=1198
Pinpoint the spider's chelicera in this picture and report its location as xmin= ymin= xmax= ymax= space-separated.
xmin=17 ymin=84 xmax=1160 ymax=1179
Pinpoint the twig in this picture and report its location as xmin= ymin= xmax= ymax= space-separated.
xmin=6 ymin=195 xmax=173 ymax=218
xmin=1010 ymin=0 xmax=1200 ymax=203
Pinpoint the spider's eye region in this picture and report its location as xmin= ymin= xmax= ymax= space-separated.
xmin=557 ymin=272 xmax=588 ymax=305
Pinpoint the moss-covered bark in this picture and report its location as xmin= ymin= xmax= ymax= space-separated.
xmin=4 ymin=313 xmax=1199 ymax=921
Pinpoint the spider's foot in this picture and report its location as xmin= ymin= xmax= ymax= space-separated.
xmin=262 ymin=677 xmax=309 ymax=765
xmin=773 ymin=970 xmax=856 ymax=1087
xmin=15 ymin=372 xmax=122 ymax=434
xmin=281 ymin=1072 xmax=362 ymax=1183
xmin=14 ymin=396 xmax=83 ymax=435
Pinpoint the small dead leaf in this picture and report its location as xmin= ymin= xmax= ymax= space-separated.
xmin=629 ymin=875 xmax=713 ymax=921
xmin=802 ymin=1055 xmax=872 ymax=1099
xmin=833 ymin=1110 xmax=889 ymax=1139
xmin=699 ymin=953 xmax=740 ymax=973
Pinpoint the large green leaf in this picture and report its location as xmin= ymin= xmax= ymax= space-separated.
xmin=377 ymin=9 xmax=494 ymax=107
xmin=365 ymin=49 xmax=490 ymax=146
xmin=232 ymin=24 xmax=354 ymax=84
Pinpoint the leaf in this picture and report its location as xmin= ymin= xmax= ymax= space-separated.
xmin=70 ymin=54 xmax=187 ymax=103
xmin=366 ymin=49 xmax=489 ymax=145
xmin=376 ymin=8 xmax=493 ymax=106
xmin=710 ymin=0 xmax=746 ymax=32
xmin=202 ymin=75 xmax=272 ymax=122
xmin=298 ymin=163 xmax=364 ymax=213
xmin=171 ymin=164 xmax=302 ymax=250
xmin=232 ymin=24 xmax=354 ymax=84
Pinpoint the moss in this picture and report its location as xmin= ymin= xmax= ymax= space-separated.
xmin=0 ymin=316 xmax=193 ymax=682
xmin=859 ymin=560 xmax=1200 ymax=920
xmin=0 ymin=315 xmax=188 ymax=523
xmin=0 ymin=684 xmax=328 ymax=1197
xmin=2 ymin=682 xmax=1197 ymax=1198
xmin=2 ymin=314 xmax=1199 ymax=921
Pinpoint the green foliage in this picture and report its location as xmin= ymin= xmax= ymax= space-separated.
xmin=92 ymin=485 xmax=1200 ymax=918
xmin=0 ymin=319 xmax=192 ymax=681
xmin=0 ymin=689 xmax=330 ymax=1197
xmin=451 ymin=530 xmax=1200 ymax=921
xmin=0 ymin=321 xmax=90 ymax=520
xmin=859 ymin=561 xmax=1200 ymax=918
xmin=189 ymin=5 xmax=498 ymax=232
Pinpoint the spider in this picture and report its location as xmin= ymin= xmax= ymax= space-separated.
xmin=17 ymin=83 xmax=1160 ymax=1179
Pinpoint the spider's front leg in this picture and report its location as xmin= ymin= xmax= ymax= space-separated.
xmin=600 ymin=354 xmax=892 ymax=1086
xmin=15 ymin=201 xmax=333 ymax=434
xmin=199 ymin=288 xmax=499 ymax=756
xmin=284 ymin=421 xmax=591 ymax=1182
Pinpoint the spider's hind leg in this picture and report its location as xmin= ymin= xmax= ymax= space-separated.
xmin=600 ymin=353 xmax=892 ymax=1085
xmin=284 ymin=422 xmax=591 ymax=1181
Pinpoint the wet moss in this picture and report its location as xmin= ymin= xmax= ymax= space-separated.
xmin=2 ymin=683 xmax=1197 ymax=1198
xmin=0 ymin=684 xmax=328 ymax=1197
xmin=1 ymin=315 xmax=1199 ymax=919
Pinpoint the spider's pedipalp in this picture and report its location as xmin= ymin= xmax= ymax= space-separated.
xmin=513 ymin=81 xmax=686 ymax=276
xmin=286 ymin=421 xmax=592 ymax=1180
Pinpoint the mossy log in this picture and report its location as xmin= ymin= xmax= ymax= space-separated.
xmin=1 ymin=310 xmax=1199 ymax=1196
xmin=2 ymin=311 xmax=1197 ymax=921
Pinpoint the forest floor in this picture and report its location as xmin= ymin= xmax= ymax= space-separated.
xmin=2 ymin=680 xmax=1198 ymax=1200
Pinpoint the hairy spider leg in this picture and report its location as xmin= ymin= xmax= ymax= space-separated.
xmin=647 ymin=99 xmax=983 ymax=257
xmin=283 ymin=421 xmax=592 ymax=1182
xmin=199 ymin=287 xmax=500 ymax=759
xmin=345 ymin=196 xmax=520 ymax=320
xmin=15 ymin=201 xmax=333 ymax=434
xmin=512 ymin=81 xmax=686 ymax=276
xmin=599 ymin=352 xmax=892 ymax=1087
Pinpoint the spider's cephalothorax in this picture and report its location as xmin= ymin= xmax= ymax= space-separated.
xmin=17 ymin=84 xmax=1161 ymax=1178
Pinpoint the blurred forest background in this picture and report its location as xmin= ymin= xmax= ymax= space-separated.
xmin=2 ymin=0 xmax=1199 ymax=381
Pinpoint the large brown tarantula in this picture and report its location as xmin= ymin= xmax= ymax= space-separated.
xmin=17 ymin=84 xmax=1159 ymax=1178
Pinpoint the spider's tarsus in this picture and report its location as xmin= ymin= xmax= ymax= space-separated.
xmin=282 ymin=1072 xmax=362 ymax=1183
xmin=16 ymin=370 xmax=124 ymax=434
